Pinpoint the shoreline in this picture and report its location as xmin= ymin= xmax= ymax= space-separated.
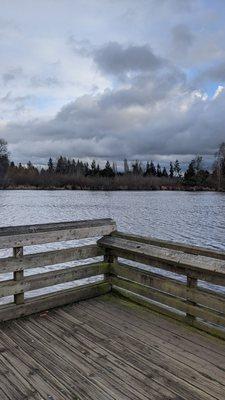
xmin=0 ymin=185 xmax=221 ymax=192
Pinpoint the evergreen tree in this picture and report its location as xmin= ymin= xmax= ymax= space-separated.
xmin=91 ymin=159 xmax=97 ymax=176
xmin=27 ymin=161 xmax=33 ymax=169
xmin=169 ymin=162 xmax=174 ymax=178
xmin=0 ymin=139 xmax=9 ymax=179
xmin=156 ymin=163 xmax=162 ymax=177
xmin=96 ymin=163 xmax=100 ymax=175
xmin=84 ymin=162 xmax=89 ymax=176
xmin=149 ymin=161 xmax=156 ymax=176
xmin=71 ymin=159 xmax=76 ymax=174
xmin=184 ymin=156 xmax=209 ymax=186
xmin=184 ymin=160 xmax=195 ymax=184
xmin=144 ymin=161 xmax=151 ymax=176
xmin=162 ymin=167 xmax=168 ymax=177
xmin=214 ymin=142 xmax=225 ymax=190
xmin=56 ymin=156 xmax=67 ymax=174
xmin=174 ymin=160 xmax=181 ymax=178
xmin=101 ymin=161 xmax=115 ymax=177
xmin=132 ymin=160 xmax=142 ymax=175
xmin=47 ymin=157 xmax=54 ymax=173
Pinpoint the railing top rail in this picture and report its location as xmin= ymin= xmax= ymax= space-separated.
xmin=0 ymin=218 xmax=116 ymax=249
xmin=98 ymin=235 xmax=225 ymax=284
xmin=113 ymin=231 xmax=225 ymax=261
xmin=0 ymin=218 xmax=115 ymax=237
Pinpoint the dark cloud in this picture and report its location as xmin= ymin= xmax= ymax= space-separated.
xmin=93 ymin=42 xmax=163 ymax=77
xmin=99 ymin=68 xmax=186 ymax=109
xmin=1 ymin=38 xmax=225 ymax=164
xmin=171 ymin=24 xmax=195 ymax=55
xmin=3 ymin=62 xmax=225 ymax=164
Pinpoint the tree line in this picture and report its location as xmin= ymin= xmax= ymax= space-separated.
xmin=0 ymin=138 xmax=225 ymax=190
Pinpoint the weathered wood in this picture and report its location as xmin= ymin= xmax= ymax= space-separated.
xmin=0 ymin=218 xmax=116 ymax=249
xmin=0 ymin=281 xmax=110 ymax=322
xmin=111 ymin=261 xmax=187 ymax=295
xmin=11 ymin=321 xmax=149 ymax=400
xmin=13 ymin=246 xmax=24 ymax=305
xmin=0 ymin=244 xmax=103 ymax=273
xmin=0 ymin=262 xmax=108 ymax=298
xmin=96 ymin=294 xmax=225 ymax=363
xmin=111 ymin=277 xmax=225 ymax=328
xmin=66 ymin=298 xmax=225 ymax=399
xmin=1 ymin=217 xmax=225 ymax=346
xmin=2 ymin=295 xmax=225 ymax=400
xmin=186 ymin=275 xmax=197 ymax=323
xmin=98 ymin=236 xmax=225 ymax=285
xmin=111 ymin=262 xmax=225 ymax=314
xmin=112 ymin=286 xmax=225 ymax=340
xmin=113 ymin=231 xmax=225 ymax=260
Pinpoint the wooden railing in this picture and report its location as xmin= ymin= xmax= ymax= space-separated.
xmin=1 ymin=219 xmax=225 ymax=340
xmin=0 ymin=218 xmax=116 ymax=321
xmin=98 ymin=231 xmax=225 ymax=340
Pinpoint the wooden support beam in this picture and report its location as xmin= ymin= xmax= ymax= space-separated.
xmin=186 ymin=275 xmax=198 ymax=324
xmin=0 ymin=281 xmax=110 ymax=322
xmin=0 ymin=218 xmax=116 ymax=249
xmin=0 ymin=244 xmax=103 ymax=274
xmin=113 ymin=231 xmax=225 ymax=260
xmin=98 ymin=235 xmax=225 ymax=285
xmin=0 ymin=262 xmax=109 ymax=298
xmin=13 ymin=246 xmax=24 ymax=305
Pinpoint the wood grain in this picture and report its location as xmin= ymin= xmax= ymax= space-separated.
xmin=0 ymin=218 xmax=116 ymax=249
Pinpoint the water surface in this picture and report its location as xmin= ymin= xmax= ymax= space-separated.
xmin=0 ymin=190 xmax=224 ymax=250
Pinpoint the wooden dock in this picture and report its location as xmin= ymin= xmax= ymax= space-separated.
xmin=0 ymin=218 xmax=225 ymax=399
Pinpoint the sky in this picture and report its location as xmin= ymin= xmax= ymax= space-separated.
xmin=1 ymin=0 xmax=225 ymax=166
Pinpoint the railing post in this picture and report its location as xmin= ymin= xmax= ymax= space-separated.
xmin=186 ymin=274 xmax=197 ymax=324
xmin=104 ymin=249 xmax=117 ymax=288
xmin=13 ymin=246 xmax=24 ymax=305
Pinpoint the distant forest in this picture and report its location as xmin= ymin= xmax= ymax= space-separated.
xmin=0 ymin=139 xmax=225 ymax=191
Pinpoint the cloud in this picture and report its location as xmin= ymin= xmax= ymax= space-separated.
xmin=171 ymin=24 xmax=195 ymax=56
xmin=167 ymin=0 xmax=194 ymax=13
xmin=0 ymin=1 xmax=225 ymax=165
xmin=2 ymin=40 xmax=224 ymax=164
xmin=30 ymin=76 xmax=62 ymax=88
xmin=213 ymin=85 xmax=224 ymax=99
xmin=2 ymin=40 xmax=225 ymax=165
xmin=93 ymin=42 xmax=163 ymax=77
xmin=2 ymin=67 xmax=23 ymax=85
xmin=200 ymin=61 xmax=225 ymax=83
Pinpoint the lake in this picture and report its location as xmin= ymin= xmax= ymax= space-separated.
xmin=0 ymin=189 xmax=225 ymax=302
xmin=0 ymin=190 xmax=225 ymax=250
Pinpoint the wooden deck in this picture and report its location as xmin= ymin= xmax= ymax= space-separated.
xmin=1 ymin=293 xmax=225 ymax=400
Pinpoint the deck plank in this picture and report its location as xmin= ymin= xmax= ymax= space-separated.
xmin=10 ymin=320 xmax=146 ymax=400
xmin=0 ymin=293 xmax=224 ymax=400
xmin=30 ymin=314 xmax=174 ymax=400
xmin=54 ymin=309 xmax=212 ymax=400
xmin=66 ymin=301 xmax=224 ymax=399
xmin=94 ymin=295 xmax=225 ymax=369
